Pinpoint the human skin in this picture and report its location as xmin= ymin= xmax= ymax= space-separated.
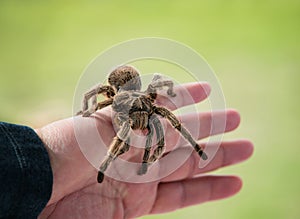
xmin=36 ymin=82 xmax=253 ymax=219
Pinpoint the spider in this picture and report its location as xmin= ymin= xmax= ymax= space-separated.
xmin=77 ymin=65 xmax=208 ymax=183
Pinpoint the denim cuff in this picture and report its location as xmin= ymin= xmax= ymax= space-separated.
xmin=0 ymin=122 xmax=53 ymax=218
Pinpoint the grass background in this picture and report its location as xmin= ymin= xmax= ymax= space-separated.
xmin=0 ymin=0 xmax=299 ymax=218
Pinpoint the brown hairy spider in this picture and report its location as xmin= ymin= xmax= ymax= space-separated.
xmin=77 ymin=65 xmax=208 ymax=183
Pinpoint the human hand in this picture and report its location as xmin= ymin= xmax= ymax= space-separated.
xmin=37 ymin=82 xmax=253 ymax=219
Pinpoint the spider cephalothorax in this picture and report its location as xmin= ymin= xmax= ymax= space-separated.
xmin=77 ymin=65 xmax=208 ymax=183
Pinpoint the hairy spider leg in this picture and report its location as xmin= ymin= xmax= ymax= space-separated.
xmin=148 ymin=115 xmax=165 ymax=163
xmin=146 ymin=74 xmax=176 ymax=97
xmin=97 ymin=137 xmax=123 ymax=183
xmin=114 ymin=137 xmax=130 ymax=159
xmin=96 ymin=98 xmax=114 ymax=110
xmin=154 ymin=106 xmax=208 ymax=160
xmin=82 ymin=97 xmax=114 ymax=117
xmin=97 ymin=122 xmax=131 ymax=183
xmin=138 ymin=123 xmax=154 ymax=175
xmin=77 ymin=85 xmax=115 ymax=116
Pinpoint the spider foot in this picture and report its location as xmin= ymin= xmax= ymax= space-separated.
xmin=198 ymin=150 xmax=208 ymax=160
xmin=82 ymin=110 xmax=93 ymax=117
xmin=76 ymin=110 xmax=83 ymax=115
xmin=138 ymin=162 xmax=148 ymax=175
xmin=167 ymin=89 xmax=176 ymax=97
xmin=82 ymin=105 xmax=98 ymax=117
xmin=97 ymin=171 xmax=104 ymax=183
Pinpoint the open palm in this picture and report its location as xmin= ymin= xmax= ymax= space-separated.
xmin=37 ymin=82 xmax=253 ymax=219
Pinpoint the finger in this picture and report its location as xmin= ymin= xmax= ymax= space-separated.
xmin=151 ymin=175 xmax=242 ymax=214
xmin=94 ymin=109 xmax=239 ymax=148
xmin=103 ymin=109 xmax=240 ymax=162
xmin=155 ymin=82 xmax=211 ymax=110
xmin=182 ymin=109 xmax=240 ymax=139
xmin=163 ymin=109 xmax=240 ymax=152
xmin=161 ymin=140 xmax=254 ymax=182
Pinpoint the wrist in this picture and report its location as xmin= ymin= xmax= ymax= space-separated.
xmin=35 ymin=127 xmax=60 ymax=205
xmin=34 ymin=118 xmax=97 ymax=205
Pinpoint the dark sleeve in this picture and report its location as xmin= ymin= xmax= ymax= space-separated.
xmin=0 ymin=122 xmax=53 ymax=219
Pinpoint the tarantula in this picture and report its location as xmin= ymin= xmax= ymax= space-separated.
xmin=77 ymin=65 xmax=208 ymax=183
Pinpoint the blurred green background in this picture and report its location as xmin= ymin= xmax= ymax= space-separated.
xmin=0 ymin=0 xmax=299 ymax=218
